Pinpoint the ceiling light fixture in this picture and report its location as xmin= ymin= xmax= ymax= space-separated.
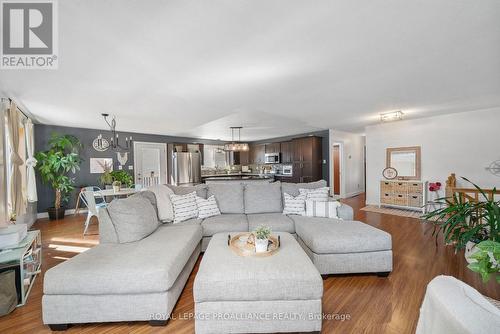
xmin=380 ymin=110 xmax=404 ymax=122
xmin=224 ymin=126 xmax=249 ymax=152
xmin=101 ymin=113 xmax=132 ymax=151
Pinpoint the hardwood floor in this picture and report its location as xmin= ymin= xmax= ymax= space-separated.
xmin=0 ymin=193 xmax=498 ymax=334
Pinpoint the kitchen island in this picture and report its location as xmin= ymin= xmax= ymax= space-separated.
xmin=201 ymin=173 xmax=275 ymax=183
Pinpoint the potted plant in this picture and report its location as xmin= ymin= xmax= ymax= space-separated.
xmin=98 ymin=161 xmax=113 ymax=188
xmin=422 ymin=177 xmax=500 ymax=263
xmin=467 ymin=240 xmax=500 ymax=284
xmin=254 ymin=224 xmax=272 ymax=253
xmin=110 ymin=170 xmax=134 ymax=188
xmin=112 ymin=180 xmax=121 ymax=192
xmin=35 ymin=133 xmax=82 ymax=220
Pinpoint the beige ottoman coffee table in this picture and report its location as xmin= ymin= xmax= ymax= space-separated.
xmin=193 ymin=232 xmax=323 ymax=334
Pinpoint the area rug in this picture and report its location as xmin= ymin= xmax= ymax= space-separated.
xmin=360 ymin=205 xmax=424 ymax=219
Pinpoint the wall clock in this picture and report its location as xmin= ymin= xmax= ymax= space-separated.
xmin=92 ymin=135 xmax=110 ymax=152
xmin=382 ymin=167 xmax=398 ymax=180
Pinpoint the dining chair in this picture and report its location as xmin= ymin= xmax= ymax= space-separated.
xmin=79 ymin=186 xmax=107 ymax=235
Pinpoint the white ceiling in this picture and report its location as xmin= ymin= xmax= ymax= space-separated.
xmin=1 ymin=0 xmax=500 ymax=141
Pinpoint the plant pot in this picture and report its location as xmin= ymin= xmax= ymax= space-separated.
xmin=47 ymin=207 xmax=66 ymax=220
xmin=255 ymin=238 xmax=269 ymax=253
xmin=113 ymin=185 xmax=120 ymax=192
xmin=465 ymin=241 xmax=479 ymax=263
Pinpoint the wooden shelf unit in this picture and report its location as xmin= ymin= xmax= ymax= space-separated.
xmin=380 ymin=180 xmax=427 ymax=213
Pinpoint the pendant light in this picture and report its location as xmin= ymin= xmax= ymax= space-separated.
xmin=224 ymin=127 xmax=249 ymax=152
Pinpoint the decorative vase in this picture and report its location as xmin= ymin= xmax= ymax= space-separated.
xmin=255 ymin=238 xmax=268 ymax=253
xmin=465 ymin=241 xmax=479 ymax=263
xmin=113 ymin=185 xmax=120 ymax=192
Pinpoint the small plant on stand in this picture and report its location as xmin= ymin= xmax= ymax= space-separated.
xmin=98 ymin=161 xmax=113 ymax=187
xmin=254 ymin=225 xmax=272 ymax=253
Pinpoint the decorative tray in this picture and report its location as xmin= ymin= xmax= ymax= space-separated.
xmin=228 ymin=232 xmax=280 ymax=257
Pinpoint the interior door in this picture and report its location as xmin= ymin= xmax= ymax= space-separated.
xmin=333 ymin=145 xmax=340 ymax=195
xmin=134 ymin=142 xmax=167 ymax=186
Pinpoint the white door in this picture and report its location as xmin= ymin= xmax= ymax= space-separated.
xmin=134 ymin=142 xmax=167 ymax=186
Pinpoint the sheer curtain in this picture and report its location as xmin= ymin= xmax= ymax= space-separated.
xmin=6 ymin=101 xmax=26 ymax=217
xmin=24 ymin=119 xmax=37 ymax=202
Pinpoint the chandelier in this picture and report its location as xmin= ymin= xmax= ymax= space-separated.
xmin=224 ymin=127 xmax=249 ymax=152
xmin=101 ymin=113 xmax=133 ymax=151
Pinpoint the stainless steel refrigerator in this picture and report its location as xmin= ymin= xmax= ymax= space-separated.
xmin=172 ymin=152 xmax=201 ymax=185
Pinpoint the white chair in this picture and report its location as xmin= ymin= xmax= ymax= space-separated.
xmin=416 ymin=275 xmax=500 ymax=334
xmin=79 ymin=186 xmax=107 ymax=235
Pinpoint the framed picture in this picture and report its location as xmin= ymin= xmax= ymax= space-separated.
xmin=90 ymin=158 xmax=113 ymax=174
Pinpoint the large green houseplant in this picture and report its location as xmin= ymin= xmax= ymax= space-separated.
xmin=35 ymin=133 xmax=82 ymax=220
xmin=422 ymin=177 xmax=500 ymax=283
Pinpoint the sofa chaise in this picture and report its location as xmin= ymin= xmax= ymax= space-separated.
xmin=42 ymin=180 xmax=392 ymax=331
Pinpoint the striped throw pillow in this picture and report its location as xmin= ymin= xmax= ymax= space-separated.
xmin=299 ymin=187 xmax=329 ymax=202
xmin=196 ymin=195 xmax=221 ymax=219
xmin=170 ymin=191 xmax=198 ymax=223
xmin=305 ymin=200 xmax=341 ymax=219
xmin=283 ymin=192 xmax=306 ymax=216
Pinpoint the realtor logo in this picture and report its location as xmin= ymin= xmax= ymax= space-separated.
xmin=1 ymin=0 xmax=58 ymax=69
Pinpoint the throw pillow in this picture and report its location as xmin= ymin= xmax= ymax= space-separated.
xmin=282 ymin=192 xmax=306 ymax=216
xmin=170 ymin=191 xmax=198 ymax=223
xmin=146 ymin=184 xmax=174 ymax=222
xmin=107 ymin=195 xmax=159 ymax=243
xmin=305 ymin=200 xmax=341 ymax=219
xmin=196 ymin=195 xmax=221 ymax=219
xmin=299 ymin=187 xmax=329 ymax=202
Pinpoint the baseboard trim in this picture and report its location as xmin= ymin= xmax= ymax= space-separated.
xmin=37 ymin=208 xmax=88 ymax=220
xmin=343 ymin=190 xmax=364 ymax=199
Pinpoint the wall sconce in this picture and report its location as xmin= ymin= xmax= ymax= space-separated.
xmin=380 ymin=111 xmax=403 ymax=122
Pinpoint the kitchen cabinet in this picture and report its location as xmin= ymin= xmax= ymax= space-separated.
xmin=280 ymin=141 xmax=293 ymax=163
xmin=234 ymin=150 xmax=249 ymax=165
xmin=265 ymin=142 xmax=281 ymax=154
xmin=249 ymin=144 xmax=265 ymax=164
xmin=292 ymin=137 xmax=322 ymax=183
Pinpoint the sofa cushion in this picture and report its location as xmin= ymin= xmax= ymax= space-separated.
xmin=281 ymin=180 xmax=327 ymax=197
xmin=146 ymin=184 xmax=174 ymax=222
xmin=107 ymin=195 xmax=159 ymax=243
xmin=167 ymin=184 xmax=208 ymax=199
xmin=244 ymin=181 xmax=282 ymax=214
xmin=196 ymin=195 xmax=221 ymax=219
xmin=201 ymin=214 xmax=248 ymax=237
xmin=44 ymin=224 xmax=202 ymax=295
xmin=170 ymin=192 xmax=199 ymax=223
xmin=283 ymin=192 xmax=306 ymax=216
xmin=207 ymin=183 xmax=244 ymax=214
xmin=292 ymin=216 xmax=392 ymax=254
xmin=247 ymin=213 xmax=295 ymax=233
xmin=299 ymin=187 xmax=329 ymax=202
xmin=305 ymin=200 xmax=341 ymax=218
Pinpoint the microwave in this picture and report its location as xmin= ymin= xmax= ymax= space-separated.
xmin=264 ymin=153 xmax=280 ymax=164
xmin=282 ymin=165 xmax=293 ymax=175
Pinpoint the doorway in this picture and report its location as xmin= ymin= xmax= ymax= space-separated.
xmin=133 ymin=142 xmax=167 ymax=186
xmin=332 ymin=144 xmax=341 ymax=196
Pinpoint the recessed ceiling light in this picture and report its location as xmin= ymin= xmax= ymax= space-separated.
xmin=380 ymin=111 xmax=403 ymax=122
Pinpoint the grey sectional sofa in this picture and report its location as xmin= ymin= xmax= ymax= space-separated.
xmin=42 ymin=180 xmax=392 ymax=331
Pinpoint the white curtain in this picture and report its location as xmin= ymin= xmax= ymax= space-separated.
xmin=6 ymin=101 xmax=26 ymax=217
xmin=25 ymin=119 xmax=37 ymax=202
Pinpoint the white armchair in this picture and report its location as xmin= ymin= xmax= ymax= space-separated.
xmin=416 ymin=275 xmax=500 ymax=334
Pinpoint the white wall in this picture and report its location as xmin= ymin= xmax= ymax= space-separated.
xmin=329 ymin=129 xmax=365 ymax=198
xmin=365 ymin=108 xmax=500 ymax=205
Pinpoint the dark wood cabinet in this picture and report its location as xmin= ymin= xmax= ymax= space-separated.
xmin=233 ymin=151 xmax=249 ymax=165
xmin=249 ymin=144 xmax=265 ymax=164
xmin=265 ymin=142 xmax=280 ymax=154
xmin=280 ymin=141 xmax=293 ymax=163
xmin=291 ymin=137 xmax=322 ymax=183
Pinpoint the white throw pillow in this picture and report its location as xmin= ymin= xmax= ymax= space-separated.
xmin=146 ymin=184 xmax=174 ymax=223
xmin=170 ymin=191 xmax=198 ymax=223
xmin=305 ymin=200 xmax=341 ymax=219
xmin=299 ymin=187 xmax=330 ymax=202
xmin=282 ymin=192 xmax=306 ymax=216
xmin=196 ymin=195 xmax=221 ymax=219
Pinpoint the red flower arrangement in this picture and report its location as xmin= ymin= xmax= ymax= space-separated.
xmin=428 ymin=182 xmax=442 ymax=192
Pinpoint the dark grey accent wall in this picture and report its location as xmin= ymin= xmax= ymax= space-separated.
xmin=252 ymin=130 xmax=330 ymax=185
xmin=34 ymin=124 xmax=224 ymax=213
